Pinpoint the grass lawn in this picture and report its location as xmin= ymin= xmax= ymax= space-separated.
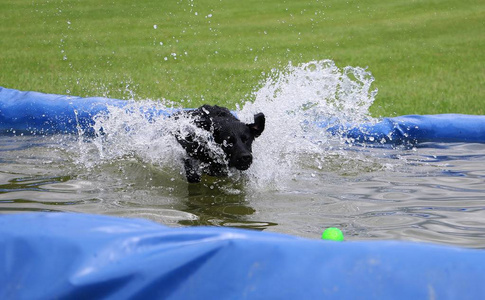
xmin=1 ymin=0 xmax=483 ymax=116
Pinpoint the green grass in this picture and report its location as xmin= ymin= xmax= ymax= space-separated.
xmin=1 ymin=0 xmax=484 ymax=116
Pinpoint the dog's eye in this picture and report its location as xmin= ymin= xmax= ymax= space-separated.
xmin=241 ymin=135 xmax=249 ymax=143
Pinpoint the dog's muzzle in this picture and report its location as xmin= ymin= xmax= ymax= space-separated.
xmin=232 ymin=154 xmax=252 ymax=170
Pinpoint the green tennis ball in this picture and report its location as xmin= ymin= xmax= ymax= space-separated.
xmin=321 ymin=227 xmax=344 ymax=241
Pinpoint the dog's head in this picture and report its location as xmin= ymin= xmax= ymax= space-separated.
xmin=175 ymin=105 xmax=265 ymax=175
xmin=212 ymin=112 xmax=265 ymax=170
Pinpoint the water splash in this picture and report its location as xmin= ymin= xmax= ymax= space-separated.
xmin=238 ymin=60 xmax=378 ymax=188
xmin=242 ymin=60 xmax=377 ymax=124
xmin=73 ymin=101 xmax=184 ymax=171
xmin=72 ymin=60 xmax=381 ymax=189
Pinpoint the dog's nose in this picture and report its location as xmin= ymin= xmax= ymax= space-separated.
xmin=234 ymin=154 xmax=253 ymax=170
xmin=241 ymin=154 xmax=252 ymax=163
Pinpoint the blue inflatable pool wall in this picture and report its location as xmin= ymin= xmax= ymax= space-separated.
xmin=1 ymin=86 xmax=485 ymax=144
xmin=1 ymin=86 xmax=485 ymax=299
xmin=2 ymin=213 xmax=485 ymax=299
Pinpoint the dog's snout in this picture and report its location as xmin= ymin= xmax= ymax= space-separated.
xmin=241 ymin=154 xmax=252 ymax=163
xmin=233 ymin=153 xmax=252 ymax=170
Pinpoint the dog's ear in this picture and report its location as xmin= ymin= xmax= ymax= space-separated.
xmin=247 ymin=113 xmax=265 ymax=138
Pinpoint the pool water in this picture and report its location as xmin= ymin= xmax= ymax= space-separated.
xmin=1 ymin=60 xmax=484 ymax=248
xmin=2 ymin=136 xmax=485 ymax=248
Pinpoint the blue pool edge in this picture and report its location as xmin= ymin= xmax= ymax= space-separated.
xmin=1 ymin=212 xmax=484 ymax=299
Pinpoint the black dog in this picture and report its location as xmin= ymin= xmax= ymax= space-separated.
xmin=173 ymin=105 xmax=265 ymax=183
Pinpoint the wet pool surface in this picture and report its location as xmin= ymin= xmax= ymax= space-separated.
xmin=2 ymin=135 xmax=485 ymax=249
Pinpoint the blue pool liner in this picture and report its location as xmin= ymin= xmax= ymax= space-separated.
xmin=1 ymin=213 xmax=484 ymax=299
xmin=1 ymin=86 xmax=485 ymax=144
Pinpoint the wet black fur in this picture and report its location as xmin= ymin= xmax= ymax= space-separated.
xmin=174 ymin=105 xmax=265 ymax=183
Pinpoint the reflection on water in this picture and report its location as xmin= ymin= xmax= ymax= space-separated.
xmin=1 ymin=135 xmax=485 ymax=248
